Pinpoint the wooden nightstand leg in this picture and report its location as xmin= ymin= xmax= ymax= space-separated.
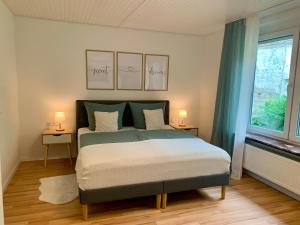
xmin=67 ymin=143 xmax=72 ymax=165
xmin=44 ymin=145 xmax=49 ymax=168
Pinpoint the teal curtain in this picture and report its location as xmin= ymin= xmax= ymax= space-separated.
xmin=211 ymin=19 xmax=246 ymax=157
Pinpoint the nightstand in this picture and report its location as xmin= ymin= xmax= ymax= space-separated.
xmin=170 ymin=124 xmax=199 ymax=136
xmin=42 ymin=129 xmax=74 ymax=167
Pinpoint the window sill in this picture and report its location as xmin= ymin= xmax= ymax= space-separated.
xmin=245 ymin=132 xmax=300 ymax=162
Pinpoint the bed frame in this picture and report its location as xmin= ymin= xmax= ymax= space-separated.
xmin=76 ymin=100 xmax=230 ymax=220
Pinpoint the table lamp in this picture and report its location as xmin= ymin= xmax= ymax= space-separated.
xmin=179 ymin=110 xmax=187 ymax=126
xmin=55 ymin=112 xmax=65 ymax=131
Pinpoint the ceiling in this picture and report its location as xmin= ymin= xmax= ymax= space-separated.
xmin=3 ymin=0 xmax=293 ymax=36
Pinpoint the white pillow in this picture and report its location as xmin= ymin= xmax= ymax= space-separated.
xmin=143 ymin=109 xmax=165 ymax=130
xmin=94 ymin=111 xmax=118 ymax=132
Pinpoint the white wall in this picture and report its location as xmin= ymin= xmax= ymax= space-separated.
xmin=0 ymin=1 xmax=20 ymax=190
xmin=15 ymin=17 xmax=205 ymax=160
xmin=198 ymin=30 xmax=224 ymax=141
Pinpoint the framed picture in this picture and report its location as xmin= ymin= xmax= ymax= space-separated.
xmin=86 ymin=50 xmax=114 ymax=90
xmin=117 ymin=52 xmax=143 ymax=90
xmin=144 ymin=54 xmax=169 ymax=91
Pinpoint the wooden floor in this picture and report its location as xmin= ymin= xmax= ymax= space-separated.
xmin=3 ymin=159 xmax=300 ymax=225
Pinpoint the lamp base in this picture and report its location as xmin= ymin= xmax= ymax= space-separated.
xmin=56 ymin=128 xmax=65 ymax=131
xmin=56 ymin=122 xmax=64 ymax=131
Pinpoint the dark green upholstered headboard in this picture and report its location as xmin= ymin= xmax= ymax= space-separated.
xmin=76 ymin=100 xmax=170 ymax=131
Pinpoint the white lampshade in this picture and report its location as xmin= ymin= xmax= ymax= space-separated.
xmin=55 ymin=112 xmax=65 ymax=122
xmin=179 ymin=110 xmax=187 ymax=118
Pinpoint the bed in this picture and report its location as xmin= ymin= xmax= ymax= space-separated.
xmin=76 ymin=100 xmax=231 ymax=220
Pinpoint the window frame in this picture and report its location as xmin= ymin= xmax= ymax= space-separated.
xmin=248 ymin=28 xmax=299 ymax=140
xmin=289 ymin=29 xmax=300 ymax=143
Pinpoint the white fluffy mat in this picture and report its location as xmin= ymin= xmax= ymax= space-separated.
xmin=39 ymin=174 xmax=79 ymax=204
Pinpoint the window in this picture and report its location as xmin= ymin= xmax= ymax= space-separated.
xmin=250 ymin=36 xmax=293 ymax=132
xmin=289 ymin=80 xmax=300 ymax=142
xmin=249 ymin=29 xmax=300 ymax=142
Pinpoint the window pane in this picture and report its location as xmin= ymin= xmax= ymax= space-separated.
xmin=250 ymin=36 xmax=293 ymax=132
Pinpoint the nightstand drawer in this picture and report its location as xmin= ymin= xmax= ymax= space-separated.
xmin=43 ymin=134 xmax=71 ymax=144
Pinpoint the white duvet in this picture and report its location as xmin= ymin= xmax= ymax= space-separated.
xmin=76 ymin=132 xmax=231 ymax=190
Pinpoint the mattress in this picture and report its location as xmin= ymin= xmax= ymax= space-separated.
xmin=76 ymin=131 xmax=231 ymax=190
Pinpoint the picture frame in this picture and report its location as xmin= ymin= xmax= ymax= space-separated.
xmin=117 ymin=52 xmax=143 ymax=90
xmin=86 ymin=50 xmax=115 ymax=90
xmin=144 ymin=54 xmax=169 ymax=91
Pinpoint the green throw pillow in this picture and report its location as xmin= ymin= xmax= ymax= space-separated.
xmin=129 ymin=102 xmax=166 ymax=129
xmin=84 ymin=102 xmax=126 ymax=130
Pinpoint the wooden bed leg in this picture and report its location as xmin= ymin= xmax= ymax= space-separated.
xmin=82 ymin=204 xmax=88 ymax=221
xmin=156 ymin=194 xmax=161 ymax=209
xmin=221 ymin=186 xmax=226 ymax=200
xmin=162 ymin=193 xmax=167 ymax=209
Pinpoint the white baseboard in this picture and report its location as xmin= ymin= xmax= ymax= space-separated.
xmin=3 ymin=160 xmax=20 ymax=192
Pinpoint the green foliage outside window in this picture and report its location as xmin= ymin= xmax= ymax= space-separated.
xmin=251 ymin=96 xmax=286 ymax=131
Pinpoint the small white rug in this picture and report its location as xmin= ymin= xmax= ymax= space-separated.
xmin=39 ymin=174 xmax=79 ymax=204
